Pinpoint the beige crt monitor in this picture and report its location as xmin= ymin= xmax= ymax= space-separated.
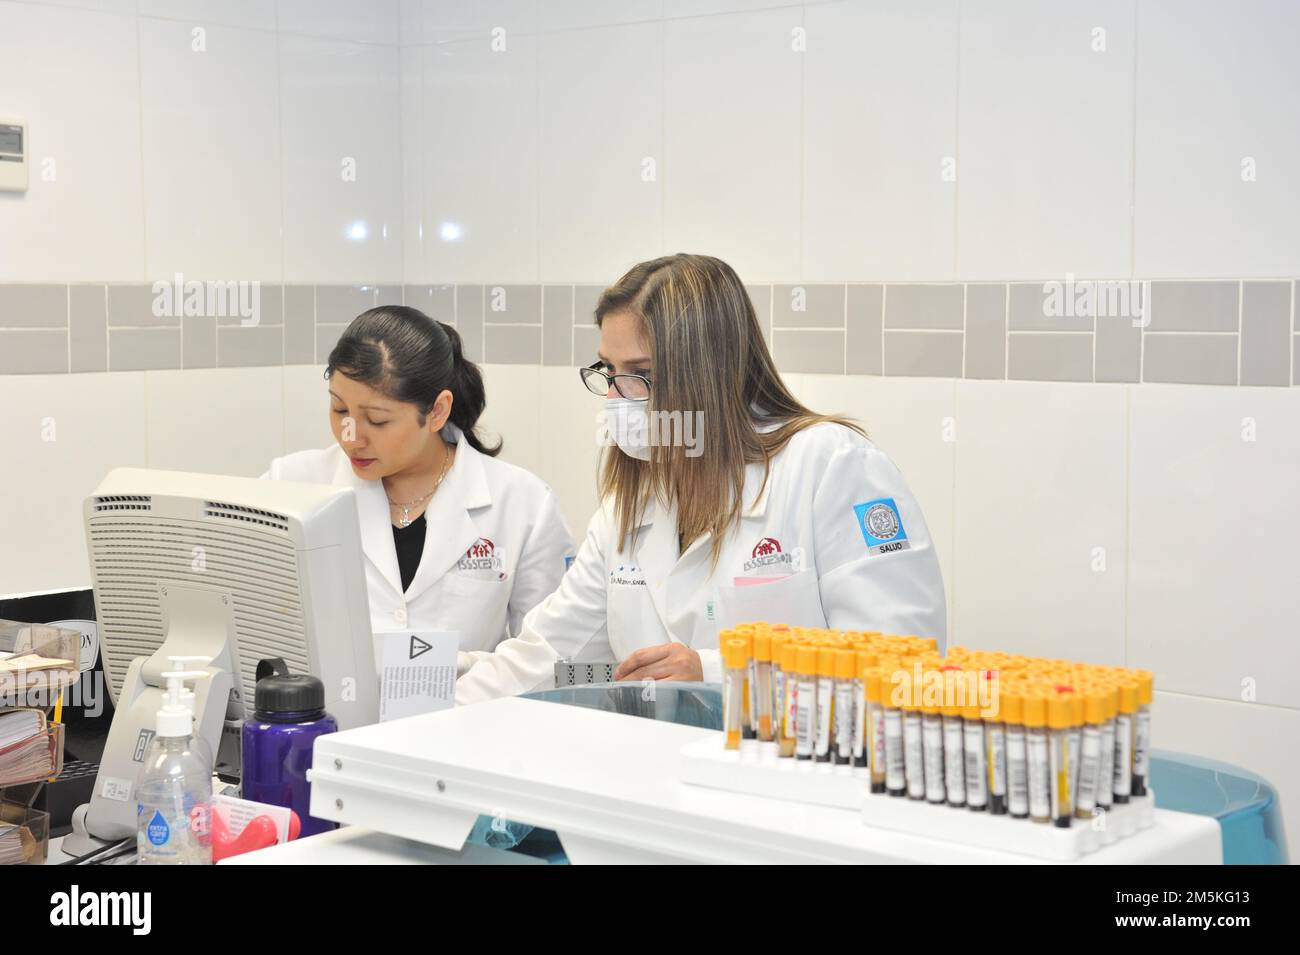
xmin=66 ymin=466 xmax=378 ymax=854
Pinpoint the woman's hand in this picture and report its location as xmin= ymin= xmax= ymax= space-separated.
xmin=614 ymin=643 xmax=703 ymax=682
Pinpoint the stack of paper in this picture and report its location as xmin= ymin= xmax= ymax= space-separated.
xmin=0 ymin=709 xmax=58 ymax=785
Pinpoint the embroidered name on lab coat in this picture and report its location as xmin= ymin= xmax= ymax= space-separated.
xmin=853 ymin=498 xmax=911 ymax=555
xmin=609 ymin=565 xmax=646 ymax=587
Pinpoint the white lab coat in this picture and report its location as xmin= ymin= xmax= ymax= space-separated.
xmin=457 ymin=421 xmax=947 ymax=704
xmin=261 ymin=424 xmax=575 ymax=679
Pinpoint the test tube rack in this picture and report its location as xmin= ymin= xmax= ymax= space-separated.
xmin=678 ymin=736 xmax=1157 ymax=862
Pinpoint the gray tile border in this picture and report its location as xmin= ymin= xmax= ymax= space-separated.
xmin=846 ymin=284 xmax=883 ymax=376
xmin=542 ymin=285 xmax=574 ymax=366
xmin=573 ymin=324 xmax=601 ymax=366
xmin=1240 ymin=281 xmax=1290 ymax=386
xmin=109 ymin=328 xmax=180 ymax=371
xmin=485 ymin=325 xmax=542 ymax=364
xmin=1095 ymin=315 xmax=1141 ymax=383
xmin=375 ymin=285 xmax=403 ymax=307
xmin=964 ymin=283 xmax=1006 ymax=379
xmin=1148 ymin=280 xmax=1239 ymax=332
xmin=1009 ymin=281 xmax=1092 ymax=332
xmin=284 ymin=285 xmax=315 ymax=365
xmin=1143 ymin=333 xmax=1238 ymax=385
xmin=774 ymin=284 xmax=846 ymax=329
xmin=218 ymin=325 xmax=284 ymax=368
xmin=885 ymin=283 xmax=963 ymax=330
xmin=0 ymin=330 xmax=68 ymax=373
xmin=883 ymin=330 xmax=962 ymax=377
xmin=0 ymin=284 xmax=67 ymax=328
xmin=456 ymin=286 xmax=484 ymax=362
xmin=214 ymin=283 xmax=282 ymax=326
xmin=69 ymin=285 xmax=107 ymax=373
xmin=1007 ymin=332 xmax=1093 ymax=383
xmin=773 ymin=329 xmax=846 ymax=374
xmin=108 ymin=284 xmax=177 ymax=328
xmin=404 ymin=284 xmax=454 ymax=323
xmin=574 ymin=285 xmax=603 ymax=328
xmin=183 ymin=316 xmax=217 ymax=369
xmin=315 ymin=324 xmax=348 ymax=365
xmin=1294 ymin=335 xmax=1300 ymax=385
xmin=485 ymin=284 xmax=541 ymax=324
xmin=315 ymin=285 xmax=376 ymax=326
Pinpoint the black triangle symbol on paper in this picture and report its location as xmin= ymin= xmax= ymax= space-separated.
xmin=409 ymin=635 xmax=432 ymax=660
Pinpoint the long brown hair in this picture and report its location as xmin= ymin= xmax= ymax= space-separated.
xmin=594 ymin=254 xmax=864 ymax=565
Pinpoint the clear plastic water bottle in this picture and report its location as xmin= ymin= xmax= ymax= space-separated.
xmin=136 ymin=665 xmax=213 ymax=865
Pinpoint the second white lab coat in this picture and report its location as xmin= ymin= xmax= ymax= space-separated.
xmin=261 ymin=424 xmax=575 ymax=678
xmin=457 ymin=421 xmax=947 ymax=704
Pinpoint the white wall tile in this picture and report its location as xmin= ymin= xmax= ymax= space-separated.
xmin=664 ymin=8 xmax=802 ymax=282
xmin=956 ymin=0 xmax=1135 ymax=279
xmin=1128 ymin=385 xmax=1300 ymax=709
xmin=802 ymin=0 xmax=958 ymax=282
xmin=953 ymin=380 xmax=1128 ymax=660
xmin=145 ymin=367 xmax=285 ymax=475
xmin=276 ymin=0 xmax=401 ymax=44
xmin=1134 ymin=0 xmax=1300 ymax=277
xmin=0 ymin=2 xmax=145 ymax=282
xmin=540 ymin=0 xmax=663 ymax=32
xmin=138 ymin=18 xmax=283 ymax=282
xmin=792 ymin=375 xmax=957 ymax=635
xmin=0 ymin=372 xmax=147 ymax=593
xmin=413 ymin=37 xmax=538 ymax=283
xmin=534 ymin=365 xmax=604 ymax=538
xmin=538 ymin=21 xmax=664 ymax=282
xmin=477 ymin=363 xmax=542 ymax=476
xmin=1153 ymin=690 xmax=1299 ymax=863
xmin=399 ymin=46 xmax=426 ymax=282
xmin=279 ymin=34 xmax=403 ymax=284
xmin=400 ymin=0 xmax=538 ymax=46
xmin=283 ymin=364 xmax=335 ymax=453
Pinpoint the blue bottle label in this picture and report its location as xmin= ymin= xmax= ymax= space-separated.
xmin=146 ymin=808 xmax=171 ymax=846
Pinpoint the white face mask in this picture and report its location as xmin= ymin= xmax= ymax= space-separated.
xmin=605 ymin=397 xmax=652 ymax=461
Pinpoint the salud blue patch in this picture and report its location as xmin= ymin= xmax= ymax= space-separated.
xmin=853 ymin=498 xmax=911 ymax=555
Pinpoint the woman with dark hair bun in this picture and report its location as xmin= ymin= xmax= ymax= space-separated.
xmin=261 ymin=305 xmax=574 ymax=695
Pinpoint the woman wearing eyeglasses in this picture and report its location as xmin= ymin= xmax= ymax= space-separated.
xmin=456 ymin=254 xmax=946 ymax=703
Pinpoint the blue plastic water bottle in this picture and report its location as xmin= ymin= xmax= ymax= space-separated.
xmin=240 ymin=658 xmax=338 ymax=838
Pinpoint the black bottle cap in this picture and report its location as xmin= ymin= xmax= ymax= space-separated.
xmin=253 ymin=657 xmax=326 ymax=722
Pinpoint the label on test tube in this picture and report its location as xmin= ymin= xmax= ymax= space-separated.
xmin=1006 ymin=725 xmax=1029 ymax=817
xmin=902 ymin=711 xmax=925 ymax=799
xmin=1112 ymin=713 xmax=1133 ymax=801
xmin=1027 ymin=732 xmax=1050 ymax=821
xmin=871 ymin=704 xmax=886 ymax=784
xmin=851 ymin=680 xmax=867 ymax=767
xmin=1076 ymin=725 xmax=1102 ymax=816
xmin=922 ymin=717 xmax=945 ymax=803
xmin=1049 ymin=730 xmax=1072 ymax=826
xmin=835 ymin=680 xmax=853 ymax=763
xmin=884 ymin=708 xmax=905 ymax=794
xmin=1067 ymin=725 xmax=1081 ymax=810
xmin=986 ymin=722 xmax=1007 ymax=813
xmin=1096 ymin=719 xmax=1115 ymax=809
xmin=796 ymin=676 xmax=816 ymax=759
xmin=963 ymin=721 xmax=988 ymax=809
xmin=1134 ymin=707 xmax=1151 ymax=788
xmin=943 ymin=717 xmax=966 ymax=806
xmin=744 ymin=659 xmax=756 ymax=739
xmin=815 ymin=676 xmax=834 ymax=761
xmin=774 ymin=669 xmax=786 ymax=739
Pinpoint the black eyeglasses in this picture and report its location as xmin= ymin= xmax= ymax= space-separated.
xmin=580 ymin=361 xmax=651 ymax=401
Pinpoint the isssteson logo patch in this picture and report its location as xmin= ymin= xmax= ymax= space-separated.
xmin=458 ymin=538 xmax=503 ymax=574
xmin=853 ymin=498 xmax=910 ymax=555
xmin=743 ymin=536 xmax=794 ymax=574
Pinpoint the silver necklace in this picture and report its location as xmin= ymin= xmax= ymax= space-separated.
xmin=386 ymin=449 xmax=452 ymax=528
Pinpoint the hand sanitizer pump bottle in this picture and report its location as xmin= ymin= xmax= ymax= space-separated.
xmin=136 ymin=665 xmax=214 ymax=865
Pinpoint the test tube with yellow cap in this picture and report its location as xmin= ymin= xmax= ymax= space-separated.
xmin=1112 ymin=679 xmax=1139 ymax=804
xmin=1047 ymin=691 xmax=1074 ymax=827
xmin=1094 ymin=682 xmax=1118 ymax=812
xmin=1023 ymin=689 xmax=1051 ymax=824
xmin=852 ymin=651 xmax=874 ymax=769
xmin=752 ymin=632 xmax=774 ymax=743
xmin=865 ymin=667 xmax=887 ymax=794
xmin=1002 ymin=685 xmax=1029 ymax=819
xmin=982 ymin=670 xmax=1008 ymax=816
xmin=815 ymin=647 xmax=837 ymax=764
xmin=795 ymin=645 xmax=818 ymax=761
xmin=1075 ymin=685 xmax=1107 ymax=819
xmin=770 ymin=632 xmax=790 ymax=747
xmin=1065 ymin=688 xmax=1084 ymax=811
xmin=1132 ymin=670 xmax=1154 ymax=797
xmin=834 ymin=649 xmax=855 ymax=766
xmin=722 ymin=638 xmax=748 ymax=751
xmin=777 ymin=642 xmax=798 ymax=758
xmin=940 ymin=670 xmax=966 ymax=808
xmin=881 ymin=671 xmax=906 ymax=797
